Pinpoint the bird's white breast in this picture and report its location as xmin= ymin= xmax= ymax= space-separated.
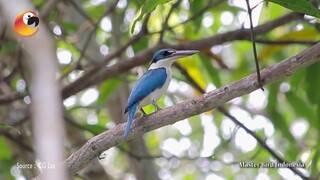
xmin=138 ymin=67 xmax=172 ymax=108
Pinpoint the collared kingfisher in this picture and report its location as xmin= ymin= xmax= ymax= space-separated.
xmin=124 ymin=49 xmax=199 ymax=137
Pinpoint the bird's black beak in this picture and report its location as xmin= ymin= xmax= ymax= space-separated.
xmin=173 ymin=50 xmax=199 ymax=58
xmin=27 ymin=16 xmax=39 ymax=27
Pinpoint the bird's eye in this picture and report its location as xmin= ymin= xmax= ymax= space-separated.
xmin=161 ymin=50 xmax=174 ymax=56
xmin=22 ymin=13 xmax=34 ymax=25
xmin=161 ymin=51 xmax=168 ymax=55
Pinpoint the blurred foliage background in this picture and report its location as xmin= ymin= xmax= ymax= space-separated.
xmin=0 ymin=0 xmax=320 ymax=179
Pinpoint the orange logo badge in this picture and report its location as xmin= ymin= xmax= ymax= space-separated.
xmin=14 ymin=11 xmax=40 ymax=37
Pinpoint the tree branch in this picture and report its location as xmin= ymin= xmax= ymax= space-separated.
xmin=65 ymin=43 xmax=320 ymax=175
xmin=0 ymin=92 xmax=24 ymax=105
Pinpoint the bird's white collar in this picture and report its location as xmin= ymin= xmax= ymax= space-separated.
xmin=149 ymin=57 xmax=176 ymax=70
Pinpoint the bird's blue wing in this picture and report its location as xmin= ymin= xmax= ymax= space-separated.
xmin=126 ymin=68 xmax=167 ymax=110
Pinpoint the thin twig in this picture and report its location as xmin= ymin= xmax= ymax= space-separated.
xmin=0 ymin=92 xmax=24 ymax=105
xmin=245 ymin=0 xmax=264 ymax=91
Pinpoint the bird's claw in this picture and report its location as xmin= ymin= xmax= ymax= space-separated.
xmin=152 ymin=102 xmax=162 ymax=112
xmin=140 ymin=108 xmax=147 ymax=116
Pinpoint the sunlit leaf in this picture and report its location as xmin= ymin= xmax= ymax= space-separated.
xmin=86 ymin=4 xmax=106 ymax=20
xmin=0 ymin=137 xmax=12 ymax=159
xmin=131 ymin=0 xmax=173 ymax=33
xmin=260 ymin=1 xmax=288 ymax=23
xmin=178 ymin=57 xmax=207 ymax=94
xmin=259 ymin=29 xmax=319 ymax=60
xmin=267 ymin=0 xmax=320 ymax=18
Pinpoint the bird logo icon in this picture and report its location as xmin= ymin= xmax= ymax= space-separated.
xmin=14 ymin=10 xmax=40 ymax=37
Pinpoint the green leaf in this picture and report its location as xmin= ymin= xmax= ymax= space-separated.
xmin=82 ymin=124 xmax=106 ymax=135
xmin=0 ymin=137 xmax=14 ymax=179
xmin=317 ymin=105 xmax=320 ymax=139
xmin=58 ymin=21 xmax=78 ymax=33
xmin=285 ymin=92 xmax=316 ymax=125
xmin=97 ymin=78 xmax=121 ymax=105
xmin=266 ymin=85 xmax=298 ymax=160
xmin=184 ymin=173 xmax=197 ymax=180
xmin=0 ymin=42 xmax=16 ymax=57
xmin=34 ymin=0 xmax=44 ymax=6
xmin=268 ymin=111 xmax=296 ymax=145
xmin=271 ymin=111 xmax=298 ymax=160
xmin=267 ymin=0 xmax=320 ymax=18
xmin=0 ymin=137 xmax=12 ymax=159
xmin=187 ymin=115 xmax=203 ymax=145
xmin=290 ymin=69 xmax=305 ymax=91
xmin=311 ymin=149 xmax=319 ymax=176
xmin=86 ymin=5 xmax=106 ymax=20
xmin=305 ymin=62 xmax=320 ymax=104
xmin=131 ymin=0 xmax=173 ymax=34
xmin=132 ymin=35 xmax=149 ymax=52
xmin=200 ymin=54 xmax=221 ymax=87
xmin=267 ymin=84 xmax=279 ymax=109
xmin=189 ymin=0 xmax=204 ymax=32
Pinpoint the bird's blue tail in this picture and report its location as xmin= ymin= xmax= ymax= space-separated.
xmin=124 ymin=103 xmax=138 ymax=137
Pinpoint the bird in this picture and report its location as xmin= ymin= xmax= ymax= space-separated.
xmin=14 ymin=10 xmax=40 ymax=37
xmin=124 ymin=48 xmax=199 ymax=137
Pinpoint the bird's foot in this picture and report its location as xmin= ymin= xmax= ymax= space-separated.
xmin=98 ymin=152 xmax=107 ymax=160
xmin=140 ymin=108 xmax=147 ymax=116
